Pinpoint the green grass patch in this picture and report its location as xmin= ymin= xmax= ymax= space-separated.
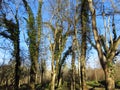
xmin=87 ymin=81 xmax=101 ymax=87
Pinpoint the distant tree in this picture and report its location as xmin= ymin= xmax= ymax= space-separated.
xmin=0 ymin=63 xmax=14 ymax=89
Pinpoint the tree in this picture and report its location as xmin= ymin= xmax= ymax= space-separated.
xmin=22 ymin=0 xmax=42 ymax=89
xmin=0 ymin=7 xmax=21 ymax=90
xmin=80 ymin=0 xmax=89 ymax=89
xmin=71 ymin=38 xmax=76 ymax=90
xmin=57 ymin=46 xmax=72 ymax=88
xmin=88 ymin=0 xmax=120 ymax=89
xmin=44 ymin=1 xmax=75 ymax=89
xmin=0 ymin=62 xmax=14 ymax=89
xmin=39 ymin=59 xmax=46 ymax=84
xmin=45 ymin=21 xmax=72 ymax=90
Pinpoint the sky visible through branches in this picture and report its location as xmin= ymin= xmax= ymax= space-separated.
xmin=0 ymin=0 xmax=120 ymax=69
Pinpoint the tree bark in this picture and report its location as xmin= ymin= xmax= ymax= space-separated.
xmin=29 ymin=55 xmax=38 ymax=90
xmin=57 ymin=64 xmax=62 ymax=88
xmin=80 ymin=0 xmax=88 ymax=89
xmin=22 ymin=1 xmax=43 ymax=89
xmin=103 ymin=60 xmax=115 ymax=90
xmin=71 ymin=49 xmax=76 ymax=90
xmin=71 ymin=41 xmax=76 ymax=90
xmin=51 ymin=52 xmax=56 ymax=90
xmin=104 ymin=67 xmax=115 ymax=90
xmin=40 ymin=60 xmax=46 ymax=85
xmin=14 ymin=36 xmax=21 ymax=90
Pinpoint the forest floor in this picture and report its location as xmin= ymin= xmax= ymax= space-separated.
xmin=0 ymin=81 xmax=120 ymax=90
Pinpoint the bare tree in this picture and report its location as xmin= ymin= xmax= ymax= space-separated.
xmin=22 ymin=0 xmax=43 ymax=89
xmin=44 ymin=0 xmax=75 ymax=89
xmin=0 ymin=3 xmax=21 ymax=89
xmin=88 ymin=0 xmax=120 ymax=89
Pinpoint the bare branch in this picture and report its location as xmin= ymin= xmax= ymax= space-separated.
xmin=112 ymin=15 xmax=117 ymax=41
xmin=115 ymin=50 xmax=120 ymax=56
xmin=87 ymin=36 xmax=97 ymax=49
xmin=43 ymin=22 xmax=55 ymax=33
xmin=109 ymin=36 xmax=120 ymax=60
xmin=0 ymin=31 xmax=11 ymax=40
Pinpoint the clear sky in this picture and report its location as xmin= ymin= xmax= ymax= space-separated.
xmin=0 ymin=0 xmax=120 ymax=69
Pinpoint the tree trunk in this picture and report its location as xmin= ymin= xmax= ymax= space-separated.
xmin=55 ymin=58 xmax=60 ymax=87
xmin=71 ymin=45 xmax=76 ymax=90
xmin=14 ymin=39 xmax=21 ymax=90
xmin=80 ymin=58 xmax=87 ymax=90
xmin=80 ymin=0 xmax=88 ymax=89
xmin=51 ymin=72 xmax=56 ymax=90
xmin=58 ymin=77 xmax=62 ymax=87
xmin=51 ymin=52 xmax=56 ymax=90
xmin=104 ymin=65 xmax=115 ymax=90
xmin=30 ymin=56 xmax=38 ymax=90
xmin=78 ymin=58 xmax=81 ymax=90
xmin=95 ymin=68 xmax=98 ymax=83
xmin=57 ymin=65 xmax=62 ymax=88
xmin=40 ymin=59 xmax=46 ymax=85
xmin=41 ymin=70 xmax=44 ymax=85
xmin=14 ymin=22 xmax=21 ymax=90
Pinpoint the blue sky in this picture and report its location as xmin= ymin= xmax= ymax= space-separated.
xmin=0 ymin=0 xmax=120 ymax=69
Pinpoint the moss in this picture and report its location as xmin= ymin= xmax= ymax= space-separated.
xmin=115 ymin=81 xmax=120 ymax=88
xmin=19 ymin=84 xmax=30 ymax=90
xmin=87 ymin=81 xmax=101 ymax=87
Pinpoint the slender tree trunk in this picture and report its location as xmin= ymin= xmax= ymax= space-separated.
xmin=95 ymin=68 xmax=98 ymax=83
xmin=71 ymin=52 xmax=76 ymax=90
xmin=55 ymin=58 xmax=60 ymax=87
xmin=51 ymin=73 xmax=56 ymax=90
xmin=80 ymin=0 xmax=88 ymax=89
xmin=58 ymin=77 xmax=62 ymax=87
xmin=51 ymin=53 xmax=56 ymax=90
xmin=41 ymin=70 xmax=44 ymax=85
xmin=30 ymin=55 xmax=38 ymax=90
xmin=14 ymin=19 xmax=21 ymax=90
xmin=71 ymin=38 xmax=76 ymax=90
xmin=57 ymin=64 xmax=62 ymax=88
xmin=80 ymin=57 xmax=87 ymax=90
xmin=14 ymin=38 xmax=21 ymax=90
xmin=78 ymin=58 xmax=81 ymax=90
xmin=40 ymin=60 xmax=44 ymax=85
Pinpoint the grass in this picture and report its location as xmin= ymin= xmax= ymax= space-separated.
xmin=87 ymin=81 xmax=101 ymax=87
